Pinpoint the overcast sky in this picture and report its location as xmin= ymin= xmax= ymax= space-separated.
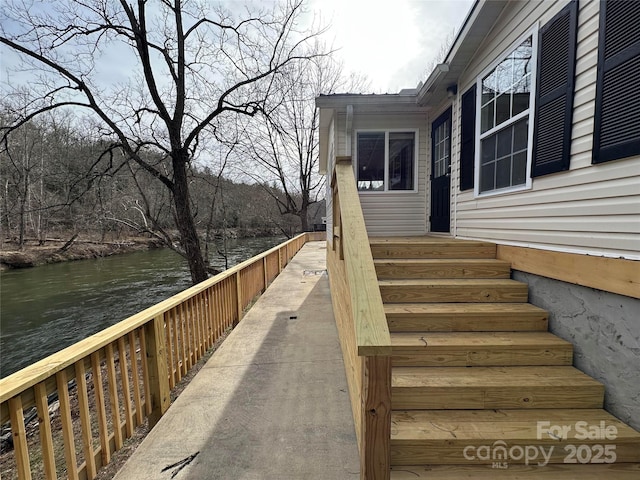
xmin=314 ymin=0 xmax=475 ymax=93
xmin=1 ymin=0 xmax=474 ymax=96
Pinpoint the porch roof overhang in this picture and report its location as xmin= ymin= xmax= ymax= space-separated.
xmin=417 ymin=0 xmax=508 ymax=106
xmin=316 ymin=93 xmax=428 ymax=174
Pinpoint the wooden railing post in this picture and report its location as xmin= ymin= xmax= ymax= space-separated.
xmin=145 ymin=314 xmax=170 ymax=429
xmin=361 ymin=356 xmax=392 ymax=480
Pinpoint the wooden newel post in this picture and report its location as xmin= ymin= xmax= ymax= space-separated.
xmin=361 ymin=356 xmax=392 ymax=480
xmin=145 ymin=314 xmax=171 ymax=429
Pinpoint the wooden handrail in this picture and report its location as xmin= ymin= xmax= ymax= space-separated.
xmin=0 ymin=232 xmax=318 ymax=480
xmin=329 ymin=157 xmax=391 ymax=480
xmin=333 ymin=161 xmax=391 ymax=356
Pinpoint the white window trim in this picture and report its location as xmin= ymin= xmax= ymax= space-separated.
xmin=354 ymin=128 xmax=420 ymax=193
xmin=473 ymin=26 xmax=539 ymax=198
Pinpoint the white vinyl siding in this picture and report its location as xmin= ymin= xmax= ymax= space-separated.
xmin=452 ymin=0 xmax=640 ymax=259
xmin=337 ymin=113 xmax=428 ymax=236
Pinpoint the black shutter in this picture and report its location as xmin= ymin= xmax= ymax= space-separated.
xmin=532 ymin=0 xmax=578 ymax=177
xmin=459 ymin=84 xmax=476 ymax=190
xmin=593 ymin=0 xmax=640 ymax=164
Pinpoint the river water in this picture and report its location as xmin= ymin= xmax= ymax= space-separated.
xmin=0 ymin=236 xmax=285 ymax=378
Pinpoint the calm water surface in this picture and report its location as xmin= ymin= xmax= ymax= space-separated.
xmin=0 ymin=236 xmax=285 ymax=377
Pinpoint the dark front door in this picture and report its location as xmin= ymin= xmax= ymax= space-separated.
xmin=430 ymin=108 xmax=452 ymax=232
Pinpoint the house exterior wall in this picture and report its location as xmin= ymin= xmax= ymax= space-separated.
xmin=337 ymin=112 xmax=429 ymax=237
xmin=449 ymin=0 xmax=640 ymax=260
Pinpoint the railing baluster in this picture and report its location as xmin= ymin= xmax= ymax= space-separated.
xmin=9 ymin=395 xmax=32 ymax=480
xmin=75 ymin=359 xmax=97 ymax=478
xmin=183 ymin=297 xmax=191 ymax=375
xmin=173 ymin=308 xmax=183 ymax=382
xmin=234 ymin=271 xmax=242 ymax=327
xmin=117 ymin=337 xmax=134 ymax=438
xmin=105 ymin=343 xmax=123 ymax=450
xmin=91 ymin=351 xmax=111 ymax=466
xmin=138 ymin=327 xmax=153 ymax=416
xmin=34 ymin=382 xmax=57 ymax=479
xmin=179 ymin=302 xmax=188 ymax=376
xmin=129 ymin=331 xmax=143 ymax=426
xmin=56 ymin=369 xmax=79 ymax=479
xmin=165 ymin=308 xmax=176 ymax=389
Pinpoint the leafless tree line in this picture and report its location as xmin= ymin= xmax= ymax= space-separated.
xmin=1 ymin=0 xmax=361 ymax=283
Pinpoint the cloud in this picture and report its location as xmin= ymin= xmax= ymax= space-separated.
xmin=313 ymin=0 xmax=473 ymax=93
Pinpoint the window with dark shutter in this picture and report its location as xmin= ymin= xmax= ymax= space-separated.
xmin=532 ymin=0 xmax=578 ymax=177
xmin=460 ymin=85 xmax=476 ymax=190
xmin=593 ymin=0 xmax=640 ymax=164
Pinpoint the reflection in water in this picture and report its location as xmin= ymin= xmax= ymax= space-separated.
xmin=0 ymin=236 xmax=285 ymax=377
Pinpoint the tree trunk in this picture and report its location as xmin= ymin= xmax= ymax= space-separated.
xmin=172 ymin=150 xmax=208 ymax=284
xmin=300 ymin=204 xmax=309 ymax=232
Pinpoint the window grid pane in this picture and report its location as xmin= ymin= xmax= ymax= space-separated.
xmin=479 ymin=118 xmax=529 ymax=193
xmin=357 ymin=131 xmax=415 ymax=191
xmin=478 ymin=35 xmax=533 ymax=193
xmin=357 ymin=132 xmax=385 ymax=191
xmin=389 ymin=132 xmax=415 ymax=190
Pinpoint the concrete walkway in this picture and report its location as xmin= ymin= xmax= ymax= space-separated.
xmin=114 ymin=241 xmax=360 ymax=480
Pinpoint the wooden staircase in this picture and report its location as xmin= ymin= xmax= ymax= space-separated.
xmin=370 ymin=237 xmax=640 ymax=479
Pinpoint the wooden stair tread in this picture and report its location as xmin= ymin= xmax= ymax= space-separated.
xmin=370 ymin=236 xmax=488 ymax=245
xmin=375 ymin=259 xmax=511 ymax=279
xmin=390 ymin=464 xmax=640 ymax=479
xmin=390 ymin=332 xmax=573 ymax=366
xmin=385 ymin=303 xmax=549 ymax=332
xmin=392 ymin=366 xmax=603 ymax=409
xmin=392 ymin=366 xmax=602 ymax=388
xmin=380 ymin=279 xmax=526 ymax=286
xmin=370 ymin=237 xmax=497 ymax=259
xmin=390 ymin=331 xmax=570 ymax=349
xmin=390 ymin=409 xmax=640 ymax=465
xmin=375 ymin=258 xmax=510 ymax=265
xmin=385 ymin=303 xmax=547 ymax=315
xmin=390 ymin=409 xmax=640 ymax=441
xmin=380 ymin=279 xmax=529 ymax=303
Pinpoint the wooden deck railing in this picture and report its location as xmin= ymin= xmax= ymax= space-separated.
xmin=328 ymin=157 xmax=392 ymax=480
xmin=0 ymin=232 xmax=324 ymax=480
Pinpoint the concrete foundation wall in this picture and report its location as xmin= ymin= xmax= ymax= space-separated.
xmin=513 ymin=271 xmax=640 ymax=431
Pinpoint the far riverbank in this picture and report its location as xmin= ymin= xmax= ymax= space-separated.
xmin=0 ymin=227 xmax=284 ymax=270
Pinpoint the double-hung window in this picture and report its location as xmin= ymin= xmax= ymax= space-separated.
xmin=476 ymin=32 xmax=537 ymax=195
xmin=356 ymin=130 xmax=417 ymax=191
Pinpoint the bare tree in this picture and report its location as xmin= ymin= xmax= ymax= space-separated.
xmin=1 ymin=0 xmax=325 ymax=283
xmin=236 ymin=49 xmax=369 ymax=233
